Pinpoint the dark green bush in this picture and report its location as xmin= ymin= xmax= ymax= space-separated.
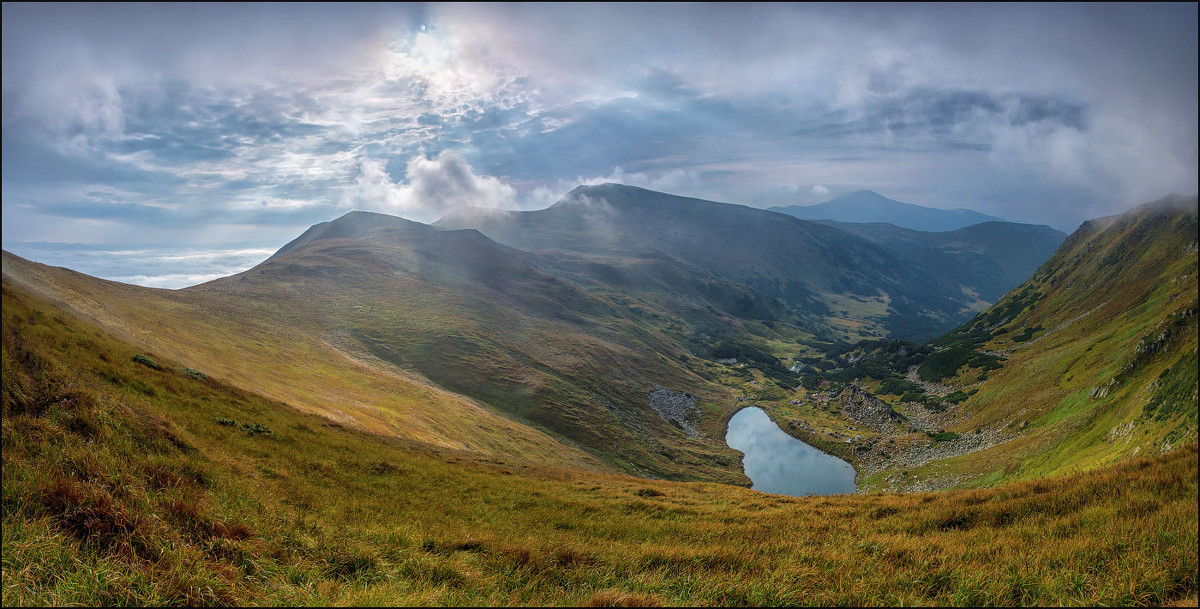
xmin=926 ymin=430 xmax=960 ymax=442
xmin=918 ymin=348 xmax=973 ymax=382
xmin=1010 ymin=325 xmax=1044 ymax=343
xmin=241 ymin=422 xmax=274 ymax=436
xmin=880 ymin=376 xmax=921 ymax=396
xmin=944 ymin=391 xmax=970 ymax=404
xmin=132 ymin=354 xmax=160 ymax=370
xmin=967 ymin=352 xmax=1005 ymax=371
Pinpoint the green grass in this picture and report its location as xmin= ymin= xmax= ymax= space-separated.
xmin=959 ymin=205 xmax=1198 ymax=479
xmin=821 ymin=202 xmax=1198 ymax=492
xmin=3 ymin=277 xmax=1197 ymax=606
xmin=0 ymin=251 xmax=614 ymax=475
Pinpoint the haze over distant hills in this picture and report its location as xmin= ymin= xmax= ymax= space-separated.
xmin=769 ymin=190 xmax=1007 ymax=231
xmin=813 ymin=219 xmax=1068 ymax=302
xmin=437 ymin=183 xmax=1065 ymax=340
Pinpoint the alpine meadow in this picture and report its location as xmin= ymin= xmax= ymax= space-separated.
xmin=2 ymin=3 xmax=1197 ymax=607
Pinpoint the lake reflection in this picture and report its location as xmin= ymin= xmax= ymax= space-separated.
xmin=725 ymin=407 xmax=857 ymax=496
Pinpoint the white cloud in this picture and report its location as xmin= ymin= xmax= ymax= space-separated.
xmin=2 ymin=243 xmax=278 ymax=289
xmin=339 ymin=151 xmax=516 ymax=222
xmin=2 ymin=2 xmax=1195 ymax=249
xmin=811 ymin=185 xmax=830 ymax=196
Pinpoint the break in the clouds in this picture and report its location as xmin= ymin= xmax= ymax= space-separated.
xmin=2 ymin=3 xmax=1196 ymax=287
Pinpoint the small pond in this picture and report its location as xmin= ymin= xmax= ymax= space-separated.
xmin=725 ymin=407 xmax=857 ymax=496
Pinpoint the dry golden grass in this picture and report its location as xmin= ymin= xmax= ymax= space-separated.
xmin=3 ymin=275 xmax=1197 ymax=606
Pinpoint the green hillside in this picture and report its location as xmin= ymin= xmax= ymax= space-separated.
xmin=3 ymin=191 xmax=1197 ymax=606
xmin=3 ymin=276 xmax=1195 ymax=606
xmin=918 ymin=195 xmax=1198 ymax=484
xmin=0 ymin=250 xmax=608 ymax=474
xmin=194 ymin=220 xmax=760 ymax=483
xmin=791 ymin=195 xmax=1197 ymax=491
xmin=2 ymin=223 xmax=774 ymax=484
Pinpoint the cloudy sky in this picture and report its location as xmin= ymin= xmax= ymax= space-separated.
xmin=3 ymin=3 xmax=1197 ymax=288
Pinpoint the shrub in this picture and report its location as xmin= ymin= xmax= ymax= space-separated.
xmin=213 ymin=417 xmax=237 ymax=426
xmin=967 ymin=352 xmax=1005 ymax=371
xmin=880 ymin=376 xmax=921 ymax=396
xmin=1010 ymin=325 xmax=1043 ymax=342
xmin=918 ymin=348 xmax=973 ymax=382
xmin=240 ymin=422 xmax=273 ymax=436
xmin=945 ymin=391 xmax=970 ymax=404
xmin=182 ymin=368 xmax=207 ymax=380
xmin=927 ymin=430 xmax=961 ymax=442
xmin=132 ymin=354 xmax=160 ymax=370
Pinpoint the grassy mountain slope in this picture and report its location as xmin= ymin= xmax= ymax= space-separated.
xmin=769 ymin=190 xmax=1005 ymax=231
xmin=190 ymin=218 xmax=758 ymax=482
xmin=4 ymin=277 xmax=1196 ymax=606
xmin=810 ymin=195 xmax=1197 ymax=490
xmin=3 ymin=215 xmax=768 ymax=483
xmin=437 ymin=184 xmax=1017 ymax=341
xmin=925 ymin=195 xmax=1198 ymax=483
xmin=0 ymin=251 xmax=606 ymax=473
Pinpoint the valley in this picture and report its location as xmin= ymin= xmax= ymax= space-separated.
xmin=2 ymin=186 xmax=1196 ymax=606
xmin=2 ymin=267 xmax=1195 ymax=606
xmin=5 ymin=4 xmax=1197 ymax=605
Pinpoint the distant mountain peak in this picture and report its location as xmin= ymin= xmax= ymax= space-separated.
xmin=555 ymin=183 xmax=663 ymax=206
xmin=841 ymin=189 xmax=890 ymax=199
xmin=769 ymin=191 xmax=1006 ymax=232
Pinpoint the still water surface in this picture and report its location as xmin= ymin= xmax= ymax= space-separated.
xmin=725 ymin=407 xmax=857 ymax=496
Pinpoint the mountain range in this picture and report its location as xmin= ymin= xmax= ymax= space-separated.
xmin=769 ymin=189 xmax=1007 ymax=231
xmin=437 ymin=184 xmax=1066 ymax=341
xmin=2 ymin=186 xmax=1195 ymax=605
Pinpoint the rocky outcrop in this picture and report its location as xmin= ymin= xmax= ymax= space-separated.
xmin=648 ymin=386 xmax=702 ymax=438
xmin=836 ymin=384 xmax=906 ymax=432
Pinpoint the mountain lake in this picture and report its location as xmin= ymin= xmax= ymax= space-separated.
xmin=725 ymin=407 xmax=857 ymax=496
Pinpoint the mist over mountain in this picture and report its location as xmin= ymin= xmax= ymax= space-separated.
xmin=439 ymin=183 xmax=1060 ymax=340
xmin=813 ymin=220 xmax=1067 ymax=301
xmin=770 ymin=190 xmax=1007 ymax=231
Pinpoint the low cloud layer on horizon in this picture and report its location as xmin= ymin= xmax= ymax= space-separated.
xmin=3 ymin=3 xmax=1196 ymax=287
